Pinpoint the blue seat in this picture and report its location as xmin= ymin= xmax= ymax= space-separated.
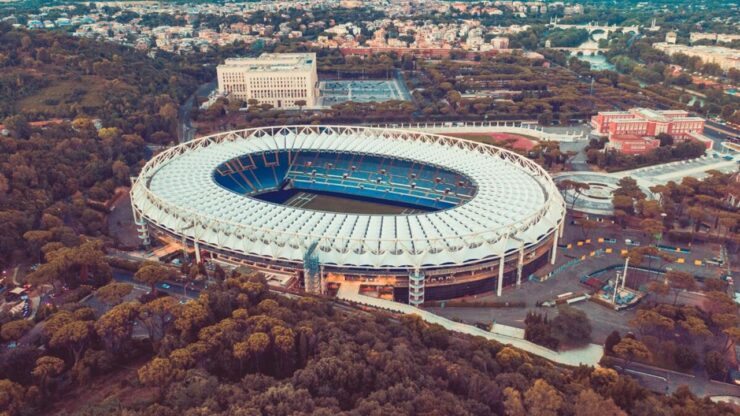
xmin=214 ymin=150 xmax=474 ymax=209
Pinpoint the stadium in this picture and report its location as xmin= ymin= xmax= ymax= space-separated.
xmin=130 ymin=126 xmax=566 ymax=304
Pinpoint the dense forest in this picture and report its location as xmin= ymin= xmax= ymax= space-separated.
xmin=0 ymin=15 xmax=738 ymax=416
xmin=0 ymin=24 xmax=209 ymax=135
xmin=1 ymin=268 xmax=737 ymax=416
xmin=0 ymin=26 xmax=209 ymax=269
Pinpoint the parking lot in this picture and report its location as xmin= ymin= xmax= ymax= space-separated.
xmin=429 ymin=223 xmax=734 ymax=343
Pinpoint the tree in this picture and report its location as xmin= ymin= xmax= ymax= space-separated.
xmin=111 ymin=160 xmax=130 ymax=185
xmin=134 ymin=261 xmax=174 ymax=293
xmin=630 ymin=309 xmax=675 ymax=339
xmin=32 ymin=356 xmax=65 ymax=397
xmin=97 ymin=127 xmax=120 ymax=142
xmin=174 ymin=301 xmax=210 ymax=340
xmin=637 ymin=199 xmax=662 ymax=219
xmin=656 ymin=133 xmax=673 ymax=147
xmin=604 ymin=330 xmax=621 ymax=355
xmin=579 ymin=218 xmax=599 ymax=239
xmin=627 ymin=246 xmax=674 ymax=274
xmin=271 ymin=325 xmax=295 ymax=374
xmin=550 ymin=305 xmax=591 ymax=346
xmin=673 ymin=345 xmax=698 ymax=371
xmin=524 ymin=379 xmax=563 ymax=416
xmin=646 ymin=281 xmax=670 ymax=301
xmin=612 ymin=195 xmax=635 ymax=218
xmin=703 ymin=291 xmax=738 ymax=317
xmin=574 ymin=389 xmax=626 ymax=416
xmin=503 ymin=387 xmax=526 ymax=416
xmin=49 ymin=320 xmax=94 ymax=366
xmin=1 ymin=320 xmax=34 ymax=342
xmin=558 ymin=180 xmax=590 ymax=214
xmin=665 ymin=271 xmax=697 ymax=305
xmin=139 ymin=296 xmax=178 ymax=348
xmin=246 ymin=332 xmax=270 ymax=372
xmin=524 ymin=311 xmax=559 ymax=350
xmin=94 ymin=301 xmax=140 ymax=353
xmin=704 ymin=278 xmax=728 ymax=293
xmin=704 ymin=350 xmax=727 ymax=380
xmin=233 ymin=340 xmax=251 ymax=375
xmin=95 ymin=282 xmax=133 ymax=306
xmin=679 ymin=315 xmax=712 ymax=339
xmin=138 ymin=357 xmax=176 ymax=399
xmin=613 ymin=338 xmax=651 ymax=371
xmin=0 ymin=379 xmax=26 ymax=416
xmin=158 ymin=103 xmax=178 ymax=123
xmin=687 ymin=206 xmax=705 ymax=232
xmin=2 ymin=115 xmax=31 ymax=139
xmin=639 ymin=218 xmax=664 ymax=240
xmin=28 ymin=240 xmax=112 ymax=289
xmin=23 ymin=230 xmax=52 ymax=263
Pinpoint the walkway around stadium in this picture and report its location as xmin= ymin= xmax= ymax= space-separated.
xmin=556 ymin=152 xmax=740 ymax=215
xmin=335 ymin=280 xmax=604 ymax=367
xmin=366 ymin=120 xmax=588 ymax=142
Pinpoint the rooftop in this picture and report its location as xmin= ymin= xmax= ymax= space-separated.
xmin=221 ymin=52 xmax=316 ymax=72
xmin=132 ymin=126 xmax=564 ymax=269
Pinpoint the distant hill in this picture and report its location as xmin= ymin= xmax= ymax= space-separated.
xmin=0 ymin=24 xmax=210 ymax=139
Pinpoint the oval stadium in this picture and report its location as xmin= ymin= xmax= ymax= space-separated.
xmin=130 ymin=126 xmax=566 ymax=304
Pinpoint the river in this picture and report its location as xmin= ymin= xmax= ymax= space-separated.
xmin=569 ymin=32 xmax=616 ymax=71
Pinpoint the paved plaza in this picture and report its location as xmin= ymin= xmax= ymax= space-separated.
xmin=555 ymin=152 xmax=740 ymax=215
xmin=318 ymin=79 xmax=411 ymax=106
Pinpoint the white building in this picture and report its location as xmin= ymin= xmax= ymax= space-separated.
xmin=217 ymin=53 xmax=318 ymax=109
xmin=665 ymin=31 xmax=677 ymax=44
xmin=653 ymin=43 xmax=740 ymax=72
xmin=690 ymin=32 xmax=740 ymax=44
xmin=491 ymin=36 xmax=510 ymax=49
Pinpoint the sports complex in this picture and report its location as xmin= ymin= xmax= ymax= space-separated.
xmin=130 ymin=126 xmax=566 ymax=304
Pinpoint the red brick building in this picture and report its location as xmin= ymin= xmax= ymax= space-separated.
xmin=591 ymin=108 xmax=709 ymax=155
xmin=606 ymin=134 xmax=661 ymax=155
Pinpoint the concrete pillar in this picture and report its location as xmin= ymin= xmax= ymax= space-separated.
xmin=409 ymin=268 xmax=425 ymax=306
xmin=319 ymin=265 xmax=326 ymax=295
xmin=133 ymin=210 xmax=150 ymax=247
xmin=622 ymin=257 xmax=629 ymax=290
xmin=550 ymin=234 xmax=558 ymax=265
xmin=517 ymin=245 xmax=525 ymax=287
xmin=194 ymin=240 xmax=202 ymax=264
xmin=180 ymin=235 xmax=190 ymax=262
xmin=497 ymin=254 xmax=505 ymax=297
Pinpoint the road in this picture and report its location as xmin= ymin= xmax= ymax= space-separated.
xmin=615 ymin=360 xmax=740 ymax=398
xmin=560 ymin=138 xmax=591 ymax=171
xmin=704 ymin=119 xmax=740 ymax=141
xmin=113 ymin=269 xmax=201 ymax=299
xmin=178 ymin=80 xmax=216 ymax=143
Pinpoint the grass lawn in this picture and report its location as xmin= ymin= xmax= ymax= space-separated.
xmin=285 ymin=192 xmax=425 ymax=215
xmin=446 ymin=132 xmax=537 ymax=151
xmin=17 ymin=76 xmax=129 ymax=114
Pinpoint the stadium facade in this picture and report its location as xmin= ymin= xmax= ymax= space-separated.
xmin=131 ymin=126 xmax=566 ymax=304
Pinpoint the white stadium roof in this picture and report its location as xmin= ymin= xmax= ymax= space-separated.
xmin=131 ymin=126 xmax=565 ymax=270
